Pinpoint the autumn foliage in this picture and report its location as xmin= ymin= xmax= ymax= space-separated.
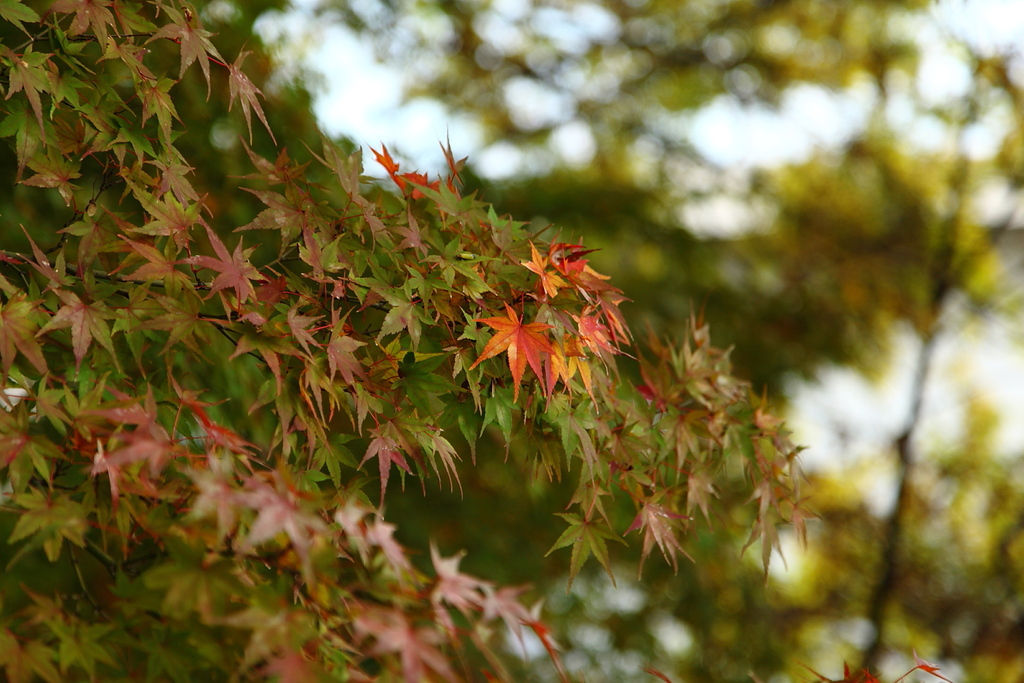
xmin=0 ymin=2 xmax=944 ymax=682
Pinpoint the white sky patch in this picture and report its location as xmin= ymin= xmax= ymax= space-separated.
xmin=935 ymin=0 xmax=1024 ymax=54
xmin=787 ymin=306 xmax=1024 ymax=472
xmin=260 ymin=0 xmax=1024 ymax=179
xmin=504 ymin=77 xmax=576 ymax=131
xmin=648 ymin=612 xmax=694 ymax=656
xmin=550 ymin=120 xmax=597 ymax=166
xmin=687 ymin=83 xmax=869 ymax=168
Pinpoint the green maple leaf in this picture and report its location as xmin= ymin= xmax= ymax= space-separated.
xmin=546 ymin=512 xmax=624 ymax=588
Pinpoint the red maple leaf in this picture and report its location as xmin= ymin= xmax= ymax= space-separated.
xmin=548 ymin=241 xmax=598 ymax=276
xmin=469 ymin=303 xmax=555 ymax=401
xmin=327 ymin=333 xmax=366 ymax=384
xmin=911 ymin=652 xmax=953 ymax=683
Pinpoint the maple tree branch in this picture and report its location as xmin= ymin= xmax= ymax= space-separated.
xmin=70 ymin=545 xmax=111 ymax=619
xmin=860 ymin=329 xmax=938 ymax=670
xmin=860 ymin=78 xmax=983 ymax=669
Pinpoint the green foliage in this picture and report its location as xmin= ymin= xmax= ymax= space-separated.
xmin=0 ymin=2 xmax=811 ymax=681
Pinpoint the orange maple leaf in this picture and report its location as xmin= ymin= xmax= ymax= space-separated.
xmin=470 ymin=303 xmax=554 ymax=401
xmin=522 ymin=241 xmax=568 ymax=299
xmin=371 ymin=143 xmax=401 ymax=179
xmin=371 ymin=144 xmax=440 ymax=199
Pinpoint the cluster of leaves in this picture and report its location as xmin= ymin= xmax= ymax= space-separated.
xmin=0 ymin=1 xmax=816 ymax=681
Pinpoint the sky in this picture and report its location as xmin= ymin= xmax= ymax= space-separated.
xmin=256 ymin=0 xmax=1024 ymax=174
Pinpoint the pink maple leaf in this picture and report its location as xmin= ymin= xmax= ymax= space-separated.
xmin=187 ymin=226 xmax=261 ymax=304
xmin=479 ymin=585 xmax=532 ymax=649
xmin=190 ymin=468 xmax=242 ymax=540
xmin=286 ymin=307 xmax=320 ymax=356
xmin=50 ymin=0 xmax=115 ymax=47
xmin=627 ymin=502 xmax=691 ymax=573
xmin=149 ymin=7 xmax=222 ymax=95
xmin=236 ymin=476 xmax=327 ymax=580
xmin=327 ymin=334 xmax=366 ymax=384
xmin=38 ymin=290 xmax=116 ymax=370
xmin=228 ymin=51 xmax=276 ymax=144
xmin=430 ymin=544 xmax=489 ymax=632
xmin=361 ymin=425 xmax=413 ymax=503
xmin=365 ymin=516 xmax=411 ymax=577
xmin=90 ymin=441 xmax=122 ymax=509
xmin=355 ymin=608 xmax=455 ymax=683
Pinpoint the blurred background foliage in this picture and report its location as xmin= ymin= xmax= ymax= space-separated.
xmin=5 ymin=0 xmax=1024 ymax=680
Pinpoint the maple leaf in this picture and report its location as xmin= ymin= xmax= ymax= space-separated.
xmin=548 ymin=242 xmax=598 ymax=277
xmin=0 ymin=1 xmax=40 ymax=35
xmin=139 ymin=77 xmax=179 ymax=146
xmin=354 ymin=608 xmax=455 ymax=683
xmin=148 ymin=157 xmax=199 ymax=205
xmin=1 ymin=46 xmax=49 ymax=137
xmin=524 ymin=604 xmax=568 ymax=683
xmin=236 ymin=476 xmax=328 ymax=581
xmin=50 ymin=0 xmax=115 ymax=47
xmin=370 ymin=144 xmax=440 ymax=199
xmin=190 ymin=468 xmax=241 ymax=540
xmin=685 ymin=468 xmax=718 ymax=525
xmin=21 ymin=228 xmax=71 ymax=289
xmin=361 ymin=424 xmax=413 ymax=503
xmin=364 ymin=515 xmax=412 ymax=576
xmin=22 ymin=151 xmax=81 ymax=205
xmin=626 ymin=502 xmax=691 ymax=573
xmin=187 ymin=226 xmax=261 ymax=304
xmin=228 ymin=51 xmax=276 ymax=144
xmin=480 ymin=585 xmax=532 ymax=647
xmin=115 ymin=236 xmax=190 ymax=286
xmin=0 ymin=294 xmax=47 ymax=376
xmin=574 ymin=307 xmax=618 ymax=360
xmin=286 ymin=307 xmax=320 ymax=357
xmin=38 ymin=290 xmax=117 ymax=370
xmin=89 ymin=391 xmax=179 ymax=475
xmin=327 ymin=333 xmax=366 ymax=384
xmin=149 ymin=7 xmax=222 ymax=96
xmin=430 ymin=544 xmax=488 ymax=617
xmin=521 ymin=241 xmax=567 ymax=299
xmin=135 ymin=193 xmax=205 ymax=249
xmin=371 ymin=144 xmax=403 ymax=186
xmin=910 ymin=652 xmax=953 ymax=683
xmin=547 ymin=512 xmax=624 ymax=588
xmin=469 ymin=303 xmax=555 ymax=401
xmin=89 ymin=441 xmax=123 ymax=509
xmin=423 ymin=429 xmax=461 ymax=493
xmin=397 ymin=170 xmax=441 ymax=200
